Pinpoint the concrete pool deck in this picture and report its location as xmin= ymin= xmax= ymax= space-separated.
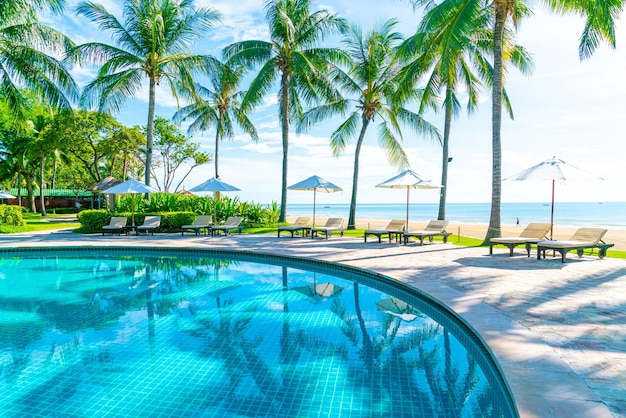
xmin=1 ymin=229 xmax=625 ymax=418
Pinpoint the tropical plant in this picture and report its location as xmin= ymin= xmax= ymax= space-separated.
xmin=223 ymin=0 xmax=348 ymax=222
xmin=174 ymin=60 xmax=258 ymax=180
xmin=148 ymin=116 xmax=210 ymax=192
xmin=0 ymin=0 xmax=77 ymax=119
xmin=399 ymin=1 xmax=533 ymax=221
xmin=73 ymin=0 xmax=220 ymax=187
xmin=300 ymin=20 xmax=440 ymax=230
xmin=411 ymin=0 xmax=623 ymax=243
xmin=411 ymin=0 xmax=624 ymax=243
xmin=48 ymin=110 xmax=139 ymax=184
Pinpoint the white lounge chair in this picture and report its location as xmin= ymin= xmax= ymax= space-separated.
xmin=403 ymin=220 xmax=450 ymax=245
xmin=536 ymin=228 xmax=614 ymax=262
xmin=181 ymin=215 xmax=212 ymax=236
xmin=136 ymin=216 xmax=161 ymax=236
xmin=210 ymin=216 xmax=243 ymax=236
xmin=278 ymin=217 xmax=312 ymax=238
xmin=364 ymin=219 xmax=406 ymax=243
xmin=101 ymin=216 xmax=128 ymax=236
xmin=310 ymin=218 xmax=344 ymax=239
xmin=489 ymin=222 xmax=551 ymax=256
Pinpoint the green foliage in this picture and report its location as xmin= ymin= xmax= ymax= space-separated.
xmin=76 ymin=209 xmax=118 ymax=232
xmin=76 ymin=208 xmax=197 ymax=233
xmin=147 ymin=192 xmax=181 ymax=212
xmin=148 ymin=117 xmax=211 ymax=192
xmin=0 ymin=204 xmax=25 ymax=226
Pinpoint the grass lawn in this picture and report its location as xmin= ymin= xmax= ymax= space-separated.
xmin=0 ymin=212 xmax=79 ymax=234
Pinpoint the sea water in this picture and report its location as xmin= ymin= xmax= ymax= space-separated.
xmin=286 ymin=202 xmax=626 ymax=228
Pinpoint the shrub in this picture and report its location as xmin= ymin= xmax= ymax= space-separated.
xmin=76 ymin=209 xmax=197 ymax=233
xmin=0 ymin=204 xmax=26 ymax=226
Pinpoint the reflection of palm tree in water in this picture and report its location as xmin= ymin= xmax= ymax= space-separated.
xmin=334 ymin=282 xmax=493 ymax=416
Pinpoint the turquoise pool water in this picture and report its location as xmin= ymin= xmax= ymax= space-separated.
xmin=0 ymin=248 xmax=517 ymax=417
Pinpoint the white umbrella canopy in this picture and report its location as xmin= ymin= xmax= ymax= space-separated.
xmin=190 ymin=177 xmax=241 ymax=193
xmin=103 ymin=179 xmax=159 ymax=226
xmin=505 ymin=156 xmax=604 ymax=239
xmin=375 ymin=169 xmax=442 ymax=229
xmin=0 ymin=191 xmax=16 ymax=199
xmin=288 ymin=175 xmax=342 ymax=227
xmin=189 ymin=177 xmax=241 ymax=223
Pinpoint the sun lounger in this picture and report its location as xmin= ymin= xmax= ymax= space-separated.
xmin=136 ymin=215 xmax=161 ymax=236
xmin=364 ymin=219 xmax=406 ymax=243
xmin=403 ymin=220 xmax=450 ymax=245
xmin=489 ymin=222 xmax=551 ymax=256
xmin=536 ymin=227 xmax=614 ymax=263
xmin=102 ymin=216 xmax=128 ymax=236
xmin=210 ymin=216 xmax=243 ymax=236
xmin=278 ymin=216 xmax=311 ymax=237
xmin=181 ymin=215 xmax=212 ymax=236
xmin=310 ymin=218 xmax=344 ymax=239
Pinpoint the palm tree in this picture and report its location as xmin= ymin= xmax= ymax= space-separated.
xmin=0 ymin=0 xmax=77 ymax=119
xmin=173 ymin=60 xmax=258 ymax=180
xmin=399 ymin=0 xmax=533 ymax=221
xmin=223 ymin=0 xmax=347 ymax=223
xmin=300 ymin=20 xmax=440 ymax=230
xmin=412 ymin=0 xmax=623 ymax=243
xmin=74 ymin=0 xmax=220 ymax=187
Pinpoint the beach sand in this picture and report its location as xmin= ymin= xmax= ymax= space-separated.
xmin=290 ymin=217 xmax=626 ymax=252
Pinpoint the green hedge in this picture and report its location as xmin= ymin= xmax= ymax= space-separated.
xmin=76 ymin=209 xmax=197 ymax=233
xmin=0 ymin=205 xmax=26 ymax=226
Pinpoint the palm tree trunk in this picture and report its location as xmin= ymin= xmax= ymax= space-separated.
xmin=51 ymin=151 xmax=58 ymax=189
xmin=214 ymin=113 xmax=222 ymax=201
xmin=484 ymin=5 xmax=506 ymax=244
xmin=348 ymin=119 xmax=369 ymax=230
xmin=215 ymin=111 xmax=223 ymax=179
xmin=438 ymin=90 xmax=453 ymax=221
xmin=145 ymin=77 xmax=157 ymax=186
xmin=25 ymin=173 xmax=36 ymax=213
xmin=278 ymin=72 xmax=290 ymax=223
xmin=39 ymin=156 xmax=46 ymax=216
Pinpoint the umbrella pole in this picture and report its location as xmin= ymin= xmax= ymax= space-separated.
xmin=406 ymin=187 xmax=410 ymax=231
xmin=312 ymin=189 xmax=317 ymax=228
xmin=550 ymin=179 xmax=555 ymax=240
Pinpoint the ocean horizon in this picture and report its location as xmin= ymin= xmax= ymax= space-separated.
xmin=286 ymin=202 xmax=626 ymax=229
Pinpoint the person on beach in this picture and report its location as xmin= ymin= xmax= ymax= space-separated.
xmin=516 ymin=217 xmax=520 ymax=226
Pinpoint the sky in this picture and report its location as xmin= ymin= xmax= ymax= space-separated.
xmin=42 ymin=0 xmax=626 ymax=206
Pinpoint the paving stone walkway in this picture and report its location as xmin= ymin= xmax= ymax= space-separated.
xmin=1 ymin=230 xmax=625 ymax=417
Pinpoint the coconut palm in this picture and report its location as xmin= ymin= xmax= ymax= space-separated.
xmin=399 ymin=0 xmax=533 ymax=221
xmin=74 ymin=0 xmax=220 ymax=187
xmin=223 ymin=0 xmax=347 ymax=223
xmin=411 ymin=0 xmax=623 ymax=242
xmin=173 ymin=60 xmax=258 ymax=180
xmin=0 ymin=0 xmax=77 ymax=119
xmin=300 ymin=20 xmax=440 ymax=230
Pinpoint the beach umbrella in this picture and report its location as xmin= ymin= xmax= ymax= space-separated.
xmin=103 ymin=179 xmax=158 ymax=227
xmin=189 ymin=177 xmax=241 ymax=223
xmin=288 ymin=175 xmax=342 ymax=227
xmin=376 ymin=297 xmax=422 ymax=322
xmin=375 ymin=170 xmax=442 ymax=229
xmin=505 ymin=156 xmax=603 ymax=239
xmin=0 ymin=190 xmax=15 ymax=204
xmin=92 ymin=176 xmax=122 ymax=209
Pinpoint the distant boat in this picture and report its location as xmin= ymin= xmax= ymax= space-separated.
xmin=542 ymin=203 xmax=549 ymax=206
xmin=324 ymin=205 xmax=330 ymax=208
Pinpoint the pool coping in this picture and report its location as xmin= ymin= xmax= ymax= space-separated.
xmin=0 ymin=231 xmax=620 ymax=417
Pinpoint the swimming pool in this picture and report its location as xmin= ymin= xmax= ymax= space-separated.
xmin=0 ymin=247 xmax=518 ymax=417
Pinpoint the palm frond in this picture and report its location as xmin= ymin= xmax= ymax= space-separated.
xmin=329 ymin=111 xmax=360 ymax=156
